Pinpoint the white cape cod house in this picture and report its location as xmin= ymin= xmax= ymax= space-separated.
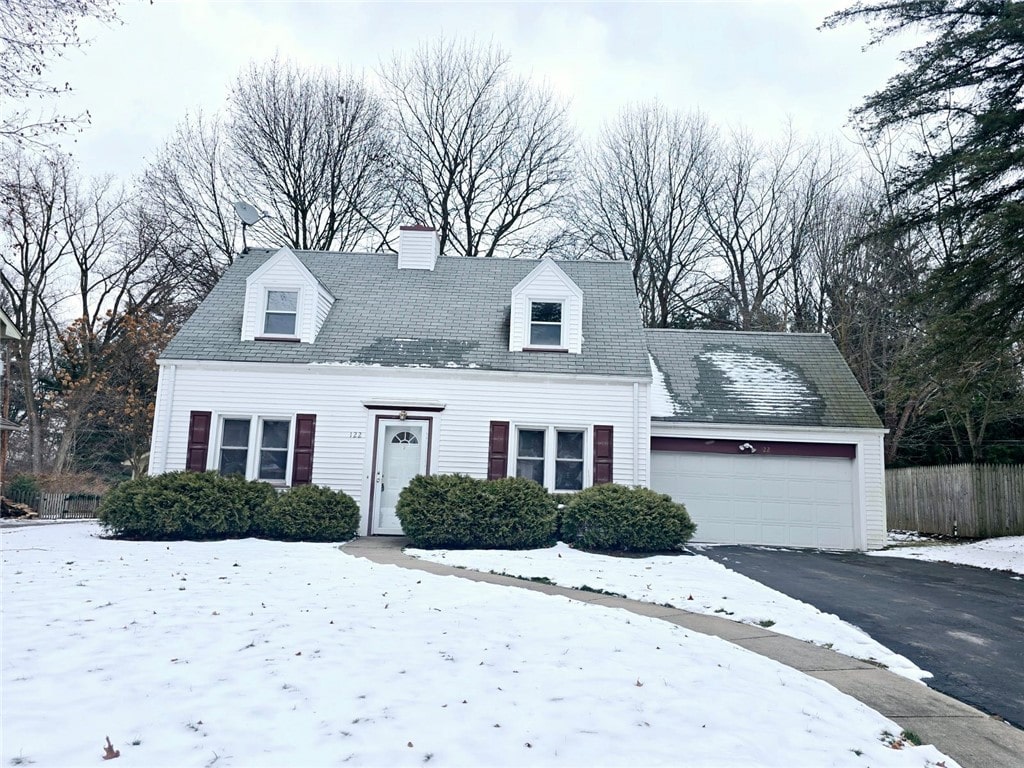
xmin=148 ymin=227 xmax=887 ymax=549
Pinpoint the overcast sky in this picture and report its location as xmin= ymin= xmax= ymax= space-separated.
xmin=50 ymin=1 xmax=910 ymax=181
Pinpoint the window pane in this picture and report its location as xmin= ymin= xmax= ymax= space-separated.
xmin=264 ymin=312 xmax=296 ymax=335
xmin=267 ymin=290 xmax=297 ymax=311
xmin=518 ymin=429 xmax=545 ymax=459
xmin=220 ymin=448 xmax=248 ymax=477
xmin=222 ymin=419 xmax=250 ymax=448
xmin=259 ymin=449 xmax=287 ymax=481
xmin=516 ymin=458 xmax=545 ymax=485
xmin=530 ymin=323 xmax=561 ymax=346
xmin=557 ymin=431 xmax=584 ymax=460
xmin=555 ymin=460 xmax=583 ymax=491
xmin=531 ymin=302 xmax=561 ymax=322
xmin=261 ymin=420 xmax=290 ymax=450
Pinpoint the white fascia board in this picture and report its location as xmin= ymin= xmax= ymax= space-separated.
xmin=649 ymin=420 xmax=886 ymax=444
xmin=156 ymin=357 xmax=650 ymax=386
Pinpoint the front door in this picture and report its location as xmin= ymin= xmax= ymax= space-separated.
xmin=372 ymin=420 xmax=428 ymax=534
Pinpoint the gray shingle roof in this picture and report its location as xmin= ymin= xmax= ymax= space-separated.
xmin=646 ymin=329 xmax=882 ymax=429
xmin=162 ymin=249 xmax=650 ymax=378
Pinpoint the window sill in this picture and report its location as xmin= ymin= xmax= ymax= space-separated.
xmin=254 ymin=336 xmax=301 ymax=343
xmin=522 ymin=346 xmax=569 ymax=353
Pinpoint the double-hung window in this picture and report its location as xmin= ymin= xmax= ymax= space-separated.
xmin=264 ymin=290 xmax=298 ymax=336
xmin=529 ymin=302 xmax=563 ymax=347
xmin=514 ymin=427 xmax=585 ymax=491
xmin=219 ymin=418 xmax=251 ymax=477
xmin=258 ymin=420 xmax=290 ymax=481
xmin=218 ymin=416 xmax=292 ymax=483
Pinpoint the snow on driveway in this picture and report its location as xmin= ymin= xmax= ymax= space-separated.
xmin=871 ymin=535 xmax=1024 ymax=575
xmin=0 ymin=524 xmax=955 ymax=768
xmin=410 ymin=543 xmax=929 ymax=681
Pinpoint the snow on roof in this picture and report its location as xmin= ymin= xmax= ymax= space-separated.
xmin=700 ymin=349 xmax=819 ymax=417
xmin=649 ymin=354 xmax=677 ymax=417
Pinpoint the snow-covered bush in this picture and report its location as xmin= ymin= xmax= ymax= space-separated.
xmin=560 ymin=484 xmax=695 ymax=552
xmin=397 ymin=474 xmax=557 ymax=549
xmin=99 ymin=471 xmax=274 ymax=540
xmin=254 ymin=484 xmax=359 ymax=542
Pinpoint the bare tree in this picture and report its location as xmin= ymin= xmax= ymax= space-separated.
xmin=380 ymin=39 xmax=574 ymax=258
xmin=697 ymin=130 xmax=808 ymax=330
xmin=228 ymin=57 xmax=398 ymax=252
xmin=574 ymin=105 xmax=714 ymax=326
xmin=142 ymin=112 xmax=240 ymax=300
xmin=0 ymin=150 xmax=70 ymax=470
xmin=0 ymin=0 xmax=120 ymax=144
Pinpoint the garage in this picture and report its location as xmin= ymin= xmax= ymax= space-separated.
xmin=650 ymin=441 xmax=858 ymax=550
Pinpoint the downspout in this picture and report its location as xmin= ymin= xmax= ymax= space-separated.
xmin=152 ymin=364 xmax=176 ymax=475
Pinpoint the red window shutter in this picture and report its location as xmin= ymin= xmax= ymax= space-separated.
xmin=186 ymin=411 xmax=212 ymax=472
xmin=488 ymin=421 xmax=510 ymax=480
xmin=291 ymin=414 xmax=317 ymax=485
xmin=593 ymin=425 xmax=613 ymax=485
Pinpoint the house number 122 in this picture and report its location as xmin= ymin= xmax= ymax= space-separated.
xmin=348 ymin=431 xmax=364 ymax=439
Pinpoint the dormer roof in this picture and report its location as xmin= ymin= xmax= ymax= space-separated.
xmin=509 ymin=259 xmax=584 ymax=354
xmin=240 ymin=247 xmax=334 ymax=343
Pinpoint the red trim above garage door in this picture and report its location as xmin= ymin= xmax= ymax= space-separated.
xmin=651 ymin=436 xmax=856 ymax=459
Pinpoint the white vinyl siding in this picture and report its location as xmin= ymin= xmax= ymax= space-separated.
xmin=150 ymin=362 xmax=648 ymax=534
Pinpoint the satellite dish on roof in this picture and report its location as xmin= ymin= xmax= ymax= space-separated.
xmin=232 ymin=201 xmax=265 ymax=226
xmin=231 ymin=201 xmax=270 ymax=254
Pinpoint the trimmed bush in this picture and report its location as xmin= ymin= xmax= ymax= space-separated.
xmin=254 ymin=484 xmax=360 ymax=542
xmin=560 ymin=483 xmax=696 ymax=552
xmin=99 ymin=471 xmax=275 ymax=540
xmin=396 ymin=474 xmax=557 ymax=549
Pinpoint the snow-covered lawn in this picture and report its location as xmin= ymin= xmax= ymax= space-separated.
xmin=409 ymin=543 xmax=929 ymax=681
xmin=0 ymin=524 xmax=956 ymax=768
xmin=871 ymin=535 xmax=1024 ymax=576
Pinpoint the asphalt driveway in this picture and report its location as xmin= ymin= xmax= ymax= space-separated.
xmin=698 ymin=546 xmax=1024 ymax=729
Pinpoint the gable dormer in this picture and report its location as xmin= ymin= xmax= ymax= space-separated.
xmin=509 ymin=259 xmax=584 ymax=354
xmin=241 ymin=248 xmax=334 ymax=343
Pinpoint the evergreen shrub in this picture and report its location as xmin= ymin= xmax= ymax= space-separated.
xmin=254 ymin=483 xmax=359 ymax=542
xmin=560 ymin=483 xmax=696 ymax=552
xmin=99 ymin=471 xmax=274 ymax=540
xmin=396 ymin=474 xmax=557 ymax=549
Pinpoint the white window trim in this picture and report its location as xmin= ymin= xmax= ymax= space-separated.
xmin=512 ymin=425 xmax=590 ymax=492
xmin=261 ymin=288 xmax=301 ymax=339
xmin=215 ymin=414 xmax=295 ymax=486
xmin=527 ymin=299 xmax=566 ymax=349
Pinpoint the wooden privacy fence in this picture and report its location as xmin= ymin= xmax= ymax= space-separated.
xmin=6 ymin=489 xmax=103 ymax=519
xmin=886 ymin=464 xmax=1024 ymax=537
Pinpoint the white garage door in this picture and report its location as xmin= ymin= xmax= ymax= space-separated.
xmin=650 ymin=451 xmax=857 ymax=549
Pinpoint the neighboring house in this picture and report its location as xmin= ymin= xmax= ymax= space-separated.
xmin=148 ymin=227 xmax=887 ymax=549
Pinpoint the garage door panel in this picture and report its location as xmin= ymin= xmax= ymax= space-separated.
xmin=651 ymin=451 xmax=856 ymax=550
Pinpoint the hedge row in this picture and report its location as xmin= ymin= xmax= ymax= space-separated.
xmin=99 ymin=472 xmax=359 ymax=542
xmin=397 ymin=475 xmax=695 ymax=552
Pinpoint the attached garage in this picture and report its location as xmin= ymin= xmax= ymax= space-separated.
xmin=645 ymin=329 xmax=889 ymax=551
xmin=650 ymin=440 xmax=858 ymax=549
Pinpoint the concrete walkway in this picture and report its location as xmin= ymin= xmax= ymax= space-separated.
xmin=342 ymin=537 xmax=1024 ymax=768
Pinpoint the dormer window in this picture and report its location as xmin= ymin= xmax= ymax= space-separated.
xmin=530 ymin=301 xmax=563 ymax=347
xmin=264 ymin=290 xmax=298 ymax=336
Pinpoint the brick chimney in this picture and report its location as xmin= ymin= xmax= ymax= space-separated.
xmin=397 ymin=225 xmax=439 ymax=270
